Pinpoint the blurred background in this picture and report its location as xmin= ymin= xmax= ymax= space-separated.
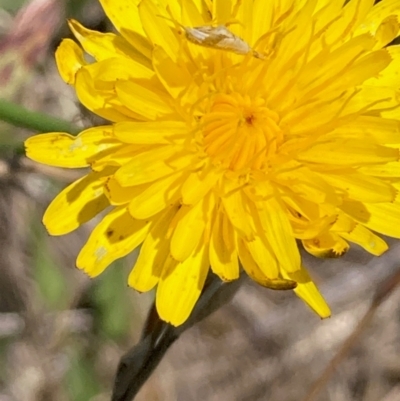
xmin=0 ymin=0 xmax=399 ymax=400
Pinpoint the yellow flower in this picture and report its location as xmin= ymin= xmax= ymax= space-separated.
xmin=25 ymin=0 xmax=400 ymax=326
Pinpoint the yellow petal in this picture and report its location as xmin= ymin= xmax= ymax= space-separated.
xmin=232 ymin=0 xmax=253 ymax=43
xmin=348 ymin=86 xmax=400 ymax=119
xmin=128 ymin=206 xmax=177 ymax=292
xmin=104 ymin=177 xmax=144 ymax=205
xmin=221 ymin=184 xmax=255 ymax=240
xmin=298 ymin=140 xmax=398 ymax=166
xmin=252 ymin=0 xmax=274 ymax=44
xmin=356 ymin=0 xmax=400 ymax=39
xmin=68 ymin=18 xmax=152 ymax=69
xmin=98 ymin=0 xmax=152 ymax=58
xmin=341 ymin=198 xmax=400 ymax=238
xmin=265 ymin=1 xmax=318 ymax=85
xmin=331 ymin=49 xmax=392 ymax=91
xmin=114 ymin=145 xmax=187 ymax=186
xmin=152 ymin=46 xmax=193 ymax=98
xmin=245 ymin=235 xmax=279 ymax=278
xmin=373 ymin=14 xmax=400 ymax=48
xmin=256 ymin=197 xmax=301 ymax=273
xmin=25 ymin=127 xmax=118 ymax=168
xmin=115 ymin=79 xmax=175 ymax=120
xmin=44 ymin=171 xmax=110 ymax=235
xmin=314 ymin=1 xmax=346 ymax=36
xmin=170 ymin=195 xmax=214 ymax=261
xmin=276 ymin=167 xmax=340 ymax=206
xmin=75 ymin=57 xmax=158 ymax=121
xmin=366 ymin=45 xmax=400 ymax=87
xmin=319 ymin=171 xmax=396 ymax=203
xmin=74 ymin=67 xmax=132 ymax=122
xmin=282 ymin=266 xmax=331 ymax=319
xmin=128 ymin=173 xmax=183 ymax=219
xmin=303 ymin=232 xmax=350 ymax=258
xmin=237 ymin=238 xmax=296 ymax=290
xmin=335 ymin=217 xmax=388 ymax=256
xmin=181 ymin=164 xmax=221 ymax=205
xmin=281 ymin=192 xmax=321 ymax=222
xmin=138 ymin=0 xmax=180 ymax=62
xmin=358 ymin=161 xmax=400 ymax=177
xmin=213 ymin=0 xmax=232 ymax=24
xmin=156 ymin=246 xmax=210 ymax=326
xmin=74 ymin=57 xmax=159 ymax=122
xmin=55 ymin=39 xmax=86 ymax=85
xmin=76 ymin=207 xmax=150 ymax=277
xmin=332 ymin=116 xmax=400 ymax=146
xmin=291 ymin=35 xmax=376 ymax=106
xmin=90 ymin=145 xmax=141 ymax=172
xmin=325 ymin=0 xmax=374 ymax=45
xmin=210 ymin=210 xmax=239 ymax=281
xmin=84 ymin=54 xmax=154 ymax=80
xmin=293 ymin=215 xmax=339 ymax=240
xmin=180 ymin=0 xmax=206 ymax=26
xmin=113 ymin=120 xmax=187 ymax=145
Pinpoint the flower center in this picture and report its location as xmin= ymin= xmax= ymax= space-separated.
xmin=202 ymin=93 xmax=283 ymax=171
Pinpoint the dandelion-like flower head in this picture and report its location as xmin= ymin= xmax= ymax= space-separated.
xmin=26 ymin=0 xmax=400 ymax=325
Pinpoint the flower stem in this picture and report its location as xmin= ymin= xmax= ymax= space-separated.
xmin=111 ymin=273 xmax=245 ymax=401
xmin=0 ymin=99 xmax=80 ymax=134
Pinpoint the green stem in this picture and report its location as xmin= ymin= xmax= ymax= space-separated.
xmin=0 ymin=99 xmax=80 ymax=134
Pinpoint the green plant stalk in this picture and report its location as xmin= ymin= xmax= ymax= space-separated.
xmin=0 ymin=99 xmax=80 ymax=134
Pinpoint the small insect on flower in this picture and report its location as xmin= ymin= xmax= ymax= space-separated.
xmin=184 ymin=24 xmax=263 ymax=58
xmin=159 ymin=15 xmax=263 ymax=58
